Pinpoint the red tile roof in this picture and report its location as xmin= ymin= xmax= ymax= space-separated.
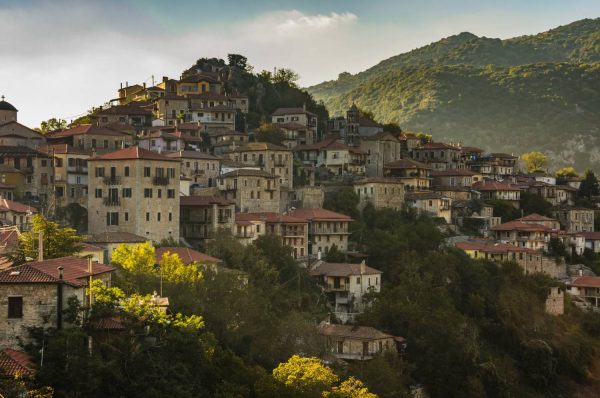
xmin=0 ymin=228 xmax=19 ymax=251
xmin=294 ymin=137 xmax=350 ymax=152
xmin=180 ymin=195 xmax=234 ymax=206
xmin=0 ymin=349 xmax=34 ymax=377
xmin=580 ymin=232 xmax=600 ymax=240
xmin=95 ymin=103 xmax=152 ymax=116
xmin=311 ymin=261 xmax=381 ymax=277
xmin=417 ymin=142 xmax=459 ymax=150
xmin=38 ymin=144 xmax=93 ymax=155
xmin=0 ymin=256 xmax=114 ymax=287
xmin=289 ymin=208 xmax=352 ymax=222
xmin=164 ymin=150 xmax=219 ymax=160
xmin=472 ymin=180 xmax=521 ymax=192
xmin=235 ymin=212 xmax=307 ymax=224
xmin=456 ymin=241 xmax=539 ymax=254
xmin=272 ymin=107 xmax=316 ymax=117
xmin=383 ymin=159 xmax=431 ymax=170
xmin=46 ymin=124 xmax=129 ymax=139
xmin=319 ymin=323 xmax=396 ymax=340
xmin=431 ymin=169 xmax=477 ymax=177
xmin=0 ymin=199 xmax=38 ymax=214
xmin=490 ymin=220 xmax=552 ymax=232
xmin=572 ymin=276 xmax=600 ymax=288
xmin=518 ymin=213 xmax=557 ymax=222
xmin=155 ymin=247 xmax=220 ymax=264
xmin=89 ymin=146 xmax=179 ymax=161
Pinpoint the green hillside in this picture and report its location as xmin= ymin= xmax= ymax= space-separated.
xmin=308 ymin=18 xmax=600 ymax=169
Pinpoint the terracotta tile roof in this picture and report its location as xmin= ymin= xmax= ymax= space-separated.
xmin=579 ymin=232 xmax=600 ymax=240
xmin=87 ymin=232 xmax=148 ymax=244
xmin=95 ymin=103 xmax=152 ymax=116
xmin=354 ymin=177 xmax=404 ymax=185
xmin=431 ymin=169 xmax=477 ymax=177
xmin=155 ymin=247 xmax=220 ymax=264
xmin=456 ymin=241 xmax=539 ymax=254
xmin=0 ymin=146 xmax=51 ymax=157
xmin=235 ymin=142 xmax=289 ymax=152
xmin=0 ymin=199 xmax=37 ymax=214
xmin=219 ymin=169 xmax=277 ymax=179
xmin=235 ymin=212 xmax=307 ymax=224
xmin=89 ymin=146 xmax=180 ymax=162
xmin=472 ymin=180 xmax=521 ymax=192
xmin=78 ymin=242 xmax=104 ymax=252
xmin=518 ymin=213 xmax=556 ymax=222
xmin=164 ymin=150 xmax=219 ymax=160
xmin=363 ymin=131 xmax=400 ymax=142
xmin=0 ymin=164 xmax=23 ymax=173
xmin=0 ymin=349 xmax=35 ymax=377
xmin=38 ymin=144 xmax=93 ymax=156
xmin=417 ymin=142 xmax=459 ymax=150
xmin=180 ymin=195 xmax=234 ymax=206
xmin=311 ymin=261 xmax=381 ymax=277
xmin=384 ymin=159 xmax=431 ymax=170
xmin=168 ymin=131 xmax=203 ymax=142
xmin=289 ymin=208 xmax=352 ymax=222
xmin=27 ymin=256 xmax=113 ymax=287
xmin=490 ymin=220 xmax=552 ymax=232
xmin=273 ymin=122 xmax=310 ymax=131
xmin=571 ymin=276 xmax=600 ymax=288
xmin=272 ymin=107 xmax=316 ymax=117
xmin=94 ymin=317 xmax=125 ymax=331
xmin=358 ymin=116 xmax=382 ymax=128
xmin=0 ymin=228 xmax=19 ymax=251
xmin=46 ymin=124 xmax=129 ymax=139
xmin=294 ymin=137 xmax=351 ymax=152
xmin=319 ymin=323 xmax=396 ymax=340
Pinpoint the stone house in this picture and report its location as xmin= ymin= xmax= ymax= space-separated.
xmin=229 ymin=142 xmax=294 ymax=189
xmin=555 ymin=185 xmax=576 ymax=205
xmin=165 ymin=150 xmax=220 ymax=188
xmin=0 ymin=165 xmax=25 ymax=201
xmin=567 ymin=276 xmax=600 ymax=309
xmin=290 ymin=186 xmax=325 ymax=209
xmin=545 ymin=287 xmax=564 ymax=315
xmin=398 ymin=134 xmax=421 ymax=156
xmin=85 ymin=232 xmax=149 ymax=263
xmin=430 ymin=169 xmax=482 ymax=188
xmin=154 ymin=95 xmax=190 ymax=126
xmin=207 ymin=130 xmax=248 ymax=148
xmin=0 ymin=256 xmax=114 ymax=349
xmin=405 ymin=192 xmax=452 ymax=223
xmin=39 ymin=144 xmax=90 ymax=208
xmin=383 ymin=159 xmax=431 ymax=191
xmin=235 ymin=212 xmax=309 ymax=258
xmin=94 ymin=103 xmax=153 ymax=129
xmin=186 ymin=104 xmax=235 ymax=131
xmin=310 ymin=261 xmax=381 ymax=322
xmin=217 ymin=169 xmax=280 ymax=213
xmin=176 ymin=73 xmax=222 ymax=97
xmin=517 ymin=213 xmax=560 ymax=230
xmin=288 ymin=208 xmax=352 ymax=256
xmin=0 ymin=99 xmax=45 ymax=149
xmin=45 ymin=124 xmax=134 ymax=153
xmin=180 ymin=195 xmax=235 ymax=249
xmin=319 ymin=323 xmax=402 ymax=361
xmin=467 ymin=153 xmax=517 ymax=179
xmin=234 ymin=216 xmax=265 ymax=246
xmin=274 ymin=122 xmax=315 ymax=148
xmin=490 ymin=220 xmax=552 ymax=251
xmin=412 ymin=142 xmax=463 ymax=170
xmin=354 ymin=178 xmax=405 ymax=211
xmin=471 ymin=180 xmax=521 ymax=207
xmin=294 ymin=138 xmax=366 ymax=176
xmin=359 ymin=131 xmax=402 ymax=178
xmin=0 ymin=198 xmax=37 ymax=231
xmin=87 ymin=146 xmax=181 ymax=243
xmin=581 ymin=231 xmax=600 ymax=253
xmin=552 ymin=206 xmax=595 ymax=233
xmin=271 ymin=107 xmax=317 ymax=143
xmin=0 ymin=146 xmax=54 ymax=205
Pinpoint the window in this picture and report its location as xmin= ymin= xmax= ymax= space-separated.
xmin=124 ymin=166 xmax=129 ymax=177
xmin=95 ymin=167 xmax=105 ymax=177
xmin=337 ymin=341 xmax=344 ymax=354
xmin=146 ymin=212 xmax=150 ymax=221
xmin=122 ymin=188 xmax=132 ymax=198
xmin=106 ymin=212 xmax=119 ymax=226
xmin=144 ymin=188 xmax=152 ymax=198
xmin=124 ymin=212 xmax=129 ymax=221
xmin=168 ymin=212 xmax=172 ymax=221
xmin=167 ymin=189 xmax=175 ymax=198
xmin=91 ymin=139 xmax=97 ymax=148
xmin=157 ymin=189 xmax=162 ymax=198
xmin=144 ymin=167 xmax=151 ymax=177
xmin=95 ymin=188 xmax=102 ymax=198
xmin=41 ymin=159 xmax=47 ymax=167
xmin=103 ymin=140 xmax=109 ymax=149
xmin=157 ymin=213 xmax=161 ymax=222
xmin=8 ymin=296 xmax=23 ymax=318
xmin=356 ymin=277 xmax=361 ymax=285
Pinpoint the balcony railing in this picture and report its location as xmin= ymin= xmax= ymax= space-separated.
xmin=152 ymin=176 xmax=170 ymax=186
xmin=236 ymin=232 xmax=255 ymax=239
xmin=102 ymin=176 xmax=121 ymax=185
xmin=218 ymin=216 xmax=230 ymax=223
xmin=103 ymin=197 xmax=121 ymax=206
xmin=67 ymin=165 xmax=87 ymax=173
xmin=326 ymin=284 xmax=350 ymax=291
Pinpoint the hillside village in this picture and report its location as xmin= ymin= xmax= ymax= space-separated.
xmin=2 ymin=57 xmax=600 ymax=396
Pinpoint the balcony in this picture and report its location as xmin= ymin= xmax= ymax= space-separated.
xmin=103 ymin=197 xmax=121 ymax=206
xmin=20 ymin=166 xmax=34 ymax=174
xmin=102 ymin=176 xmax=121 ymax=185
xmin=274 ymin=160 xmax=286 ymax=167
xmin=326 ymin=283 xmax=350 ymax=292
xmin=236 ymin=232 xmax=255 ymax=239
xmin=152 ymin=176 xmax=170 ymax=186
xmin=67 ymin=165 xmax=87 ymax=174
xmin=218 ymin=215 xmax=230 ymax=224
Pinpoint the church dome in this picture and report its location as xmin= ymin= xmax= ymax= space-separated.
xmin=0 ymin=99 xmax=17 ymax=112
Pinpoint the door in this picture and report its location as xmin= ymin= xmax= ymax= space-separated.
xmin=362 ymin=342 xmax=369 ymax=357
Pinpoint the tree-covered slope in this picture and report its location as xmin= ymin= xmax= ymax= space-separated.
xmin=307 ymin=18 xmax=600 ymax=169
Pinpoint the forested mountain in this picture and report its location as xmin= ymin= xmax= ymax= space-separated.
xmin=308 ymin=18 xmax=600 ymax=169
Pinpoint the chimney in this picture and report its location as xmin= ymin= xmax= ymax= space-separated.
xmin=120 ymin=82 xmax=123 ymax=89
xmin=38 ymin=231 xmax=44 ymax=262
xmin=126 ymin=81 xmax=128 ymax=87
xmin=317 ymin=248 xmax=322 ymax=260
xmin=579 ymin=268 xmax=583 ymax=277
xmin=360 ymin=260 xmax=366 ymax=275
xmin=303 ymin=103 xmax=306 ymax=111
xmin=163 ymin=76 xmax=168 ymax=83
xmin=57 ymin=266 xmax=64 ymax=330
xmin=143 ymin=82 xmax=146 ymax=89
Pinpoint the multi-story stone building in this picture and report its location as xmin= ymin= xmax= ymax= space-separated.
xmin=288 ymin=208 xmax=352 ymax=256
xmin=229 ymin=142 xmax=294 ymax=189
xmin=0 ymin=256 xmax=114 ymax=349
xmin=430 ymin=169 xmax=482 ymax=188
xmin=467 ymin=153 xmax=518 ymax=179
xmin=383 ymin=159 xmax=431 ymax=191
xmin=412 ymin=142 xmax=463 ymax=170
xmin=0 ymin=198 xmax=37 ymax=231
xmin=353 ymin=178 xmax=405 ymax=211
xmin=217 ymin=169 xmax=280 ymax=213
xmin=93 ymin=103 xmax=153 ymax=130
xmin=87 ymin=146 xmax=180 ymax=242
xmin=0 ymin=98 xmax=45 ymax=149
xmin=405 ymin=192 xmax=452 ymax=223
xmin=552 ymin=206 xmax=595 ymax=233
xmin=180 ymin=195 xmax=235 ymax=249
xmin=39 ymin=144 xmax=90 ymax=208
xmin=154 ymin=95 xmax=190 ymax=126
xmin=0 ymin=146 xmax=54 ymax=205
xmin=0 ymin=165 xmax=25 ymax=201
xmin=359 ymin=131 xmax=402 ymax=177
xmin=319 ymin=323 xmax=401 ymax=360
xmin=46 ymin=124 xmax=134 ymax=153
xmin=294 ymin=138 xmax=366 ymax=176
xmin=491 ymin=220 xmax=553 ymax=251
xmin=235 ymin=212 xmax=309 ymax=258
xmin=165 ymin=150 xmax=220 ymax=188
xmin=472 ymin=180 xmax=521 ymax=207
xmin=271 ymin=107 xmax=317 ymax=142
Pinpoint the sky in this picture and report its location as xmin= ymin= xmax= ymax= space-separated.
xmin=0 ymin=0 xmax=598 ymax=127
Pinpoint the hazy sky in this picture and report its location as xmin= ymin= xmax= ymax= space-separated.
xmin=1 ymin=0 xmax=598 ymax=127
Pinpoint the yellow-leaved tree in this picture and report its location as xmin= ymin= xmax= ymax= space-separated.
xmin=521 ymin=151 xmax=548 ymax=173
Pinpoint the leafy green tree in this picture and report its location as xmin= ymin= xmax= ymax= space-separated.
xmin=520 ymin=192 xmax=553 ymax=216
xmin=325 ymin=244 xmax=346 ymax=262
xmin=485 ymin=199 xmax=520 ymax=222
xmin=254 ymin=123 xmax=286 ymax=145
xmin=521 ymin=151 xmax=548 ymax=173
xmin=578 ymin=169 xmax=600 ymax=199
xmin=382 ymin=122 xmax=402 ymax=135
xmin=324 ymin=187 xmax=360 ymax=219
xmin=8 ymin=214 xmax=83 ymax=265
xmin=228 ymin=53 xmax=250 ymax=71
xmin=36 ymin=118 xmax=67 ymax=134
xmin=273 ymin=68 xmax=300 ymax=87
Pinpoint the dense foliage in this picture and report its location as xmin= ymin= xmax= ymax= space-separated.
xmin=308 ymin=18 xmax=600 ymax=170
